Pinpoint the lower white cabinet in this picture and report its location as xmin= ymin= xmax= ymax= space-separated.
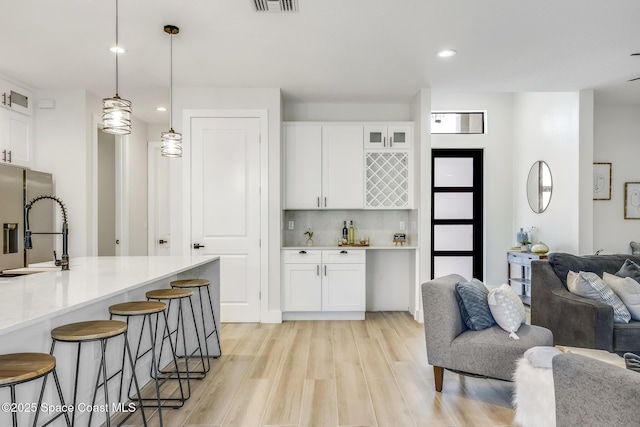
xmin=282 ymin=249 xmax=366 ymax=315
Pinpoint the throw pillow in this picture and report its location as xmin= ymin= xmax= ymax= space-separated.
xmin=603 ymin=272 xmax=640 ymax=321
xmin=455 ymin=279 xmax=495 ymax=331
xmin=631 ymin=242 xmax=640 ymax=256
xmin=624 ymin=353 xmax=640 ymax=373
xmin=567 ymin=271 xmax=631 ymax=323
xmin=615 ymin=259 xmax=640 ymax=283
xmin=487 ymin=283 xmax=526 ymax=339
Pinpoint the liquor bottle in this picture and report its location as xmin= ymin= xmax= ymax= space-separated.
xmin=342 ymin=221 xmax=348 ymax=242
xmin=348 ymin=221 xmax=355 ymax=245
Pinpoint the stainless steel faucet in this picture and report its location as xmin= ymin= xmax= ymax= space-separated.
xmin=24 ymin=195 xmax=69 ymax=270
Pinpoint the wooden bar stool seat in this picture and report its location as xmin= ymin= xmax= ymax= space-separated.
xmin=0 ymin=353 xmax=56 ymax=385
xmin=108 ymin=301 xmax=166 ymax=316
xmin=0 ymin=353 xmax=71 ymax=427
xmin=170 ymin=278 xmax=221 ymax=371
xmin=145 ymin=288 xmax=193 ymax=300
xmin=49 ymin=320 xmax=146 ymax=427
xmin=51 ymin=320 xmax=127 ymax=342
xmin=109 ymin=300 xmax=186 ymax=426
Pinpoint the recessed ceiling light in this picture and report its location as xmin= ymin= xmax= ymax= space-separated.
xmin=156 ymin=106 xmax=167 ymax=112
xmin=110 ymin=46 xmax=125 ymax=54
xmin=437 ymin=49 xmax=457 ymax=58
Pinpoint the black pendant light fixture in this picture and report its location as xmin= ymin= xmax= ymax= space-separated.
xmin=161 ymin=25 xmax=182 ymax=158
xmin=102 ymin=0 xmax=132 ymax=135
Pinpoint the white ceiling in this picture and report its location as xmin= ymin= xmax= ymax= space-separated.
xmin=4 ymin=0 xmax=640 ymax=125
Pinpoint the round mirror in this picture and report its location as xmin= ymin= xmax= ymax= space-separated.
xmin=527 ymin=161 xmax=553 ymax=213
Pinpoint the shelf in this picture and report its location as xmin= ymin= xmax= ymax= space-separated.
xmin=508 ymin=278 xmax=530 ymax=285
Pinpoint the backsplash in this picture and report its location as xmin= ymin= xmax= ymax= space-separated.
xmin=283 ymin=210 xmax=413 ymax=247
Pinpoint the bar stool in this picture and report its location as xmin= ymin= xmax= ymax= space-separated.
xmin=49 ymin=320 xmax=147 ymax=427
xmin=170 ymin=279 xmax=221 ymax=373
xmin=0 ymin=353 xmax=70 ymax=427
xmin=108 ymin=301 xmax=186 ymax=427
xmin=145 ymin=288 xmax=207 ymax=385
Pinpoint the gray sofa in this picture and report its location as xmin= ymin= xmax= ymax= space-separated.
xmin=553 ymin=353 xmax=640 ymax=426
xmin=531 ymin=252 xmax=640 ymax=353
xmin=422 ymin=274 xmax=553 ymax=390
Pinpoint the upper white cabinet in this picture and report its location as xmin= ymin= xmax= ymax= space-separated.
xmin=0 ymin=79 xmax=34 ymax=168
xmin=284 ymin=124 xmax=322 ymax=209
xmin=322 ymin=125 xmax=363 ymax=209
xmin=0 ymin=81 xmax=33 ymax=117
xmin=284 ymin=123 xmax=363 ymax=209
xmin=0 ymin=111 xmax=32 ymax=167
xmin=364 ymin=124 xmax=412 ymax=150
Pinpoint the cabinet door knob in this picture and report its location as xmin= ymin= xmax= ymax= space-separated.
xmin=299 ymin=250 xmax=307 ymax=254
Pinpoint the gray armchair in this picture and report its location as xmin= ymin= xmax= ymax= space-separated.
xmin=553 ymin=353 xmax=640 ymax=426
xmin=421 ymin=274 xmax=553 ymax=391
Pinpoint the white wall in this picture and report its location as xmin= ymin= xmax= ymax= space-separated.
xmin=431 ymin=92 xmax=514 ymax=288
xmin=126 ymin=115 xmax=148 ymax=255
xmin=284 ymin=102 xmax=411 ymax=121
xmin=172 ymin=87 xmax=282 ymax=322
xmin=98 ymin=131 xmax=116 ymax=256
xmin=512 ymin=92 xmax=592 ymax=254
xmin=35 ymin=90 xmax=92 ymax=258
xmin=593 ymin=104 xmax=640 ymax=254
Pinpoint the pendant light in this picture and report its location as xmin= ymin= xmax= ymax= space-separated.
xmin=102 ymin=0 xmax=132 ymax=135
xmin=161 ymin=25 xmax=182 ymax=158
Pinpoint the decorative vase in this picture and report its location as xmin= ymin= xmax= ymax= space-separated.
xmin=531 ymin=242 xmax=549 ymax=254
xmin=520 ymin=244 xmax=530 ymax=252
xmin=306 ymin=238 xmax=313 ymax=247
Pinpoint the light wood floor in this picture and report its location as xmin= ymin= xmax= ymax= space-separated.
xmin=119 ymin=312 xmax=516 ymax=427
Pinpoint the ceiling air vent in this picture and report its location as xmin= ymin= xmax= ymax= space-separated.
xmin=253 ymin=0 xmax=298 ymax=12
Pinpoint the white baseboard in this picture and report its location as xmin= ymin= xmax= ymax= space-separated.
xmin=282 ymin=311 xmax=365 ymax=321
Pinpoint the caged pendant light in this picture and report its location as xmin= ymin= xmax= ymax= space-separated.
xmin=102 ymin=0 xmax=132 ymax=135
xmin=161 ymin=25 xmax=182 ymax=158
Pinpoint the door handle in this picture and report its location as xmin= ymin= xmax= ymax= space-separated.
xmin=7 ymin=151 xmax=11 ymax=163
xmin=324 ymin=197 xmax=327 ymax=208
xmin=340 ymin=250 xmax=348 ymax=254
xmin=2 ymin=150 xmax=5 ymax=162
xmin=317 ymin=265 xmax=320 ymax=276
xmin=317 ymin=197 xmax=320 ymax=208
xmin=324 ymin=265 xmax=327 ymax=276
xmin=389 ymin=137 xmax=393 ymax=147
xmin=193 ymin=243 xmax=205 ymax=249
xmin=299 ymin=250 xmax=307 ymax=254
xmin=1 ymin=93 xmax=6 ymax=106
xmin=159 ymin=239 xmax=168 ymax=245
xmin=383 ymin=136 xmax=386 ymax=147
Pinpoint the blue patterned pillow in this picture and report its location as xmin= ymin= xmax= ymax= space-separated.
xmin=455 ymin=279 xmax=495 ymax=330
xmin=567 ymin=271 xmax=631 ymax=323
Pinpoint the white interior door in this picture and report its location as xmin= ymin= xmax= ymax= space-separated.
xmin=191 ymin=117 xmax=261 ymax=322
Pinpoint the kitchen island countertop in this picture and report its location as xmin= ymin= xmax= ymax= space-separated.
xmin=0 ymin=255 xmax=219 ymax=336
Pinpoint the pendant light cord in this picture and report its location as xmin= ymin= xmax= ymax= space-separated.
xmin=115 ymin=0 xmax=120 ymax=96
xmin=169 ymin=30 xmax=174 ymax=130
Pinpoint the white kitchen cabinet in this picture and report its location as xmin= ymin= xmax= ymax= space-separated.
xmin=365 ymin=151 xmax=411 ymax=208
xmin=322 ymin=125 xmax=363 ymax=209
xmin=282 ymin=249 xmax=366 ymax=316
xmin=0 ymin=81 xmax=33 ymax=116
xmin=284 ymin=124 xmax=322 ymax=209
xmin=364 ymin=124 xmax=412 ymax=149
xmin=284 ymin=123 xmax=363 ymax=209
xmin=0 ymin=109 xmax=33 ymax=168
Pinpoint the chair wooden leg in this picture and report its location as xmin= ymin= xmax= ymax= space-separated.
xmin=433 ymin=366 xmax=444 ymax=392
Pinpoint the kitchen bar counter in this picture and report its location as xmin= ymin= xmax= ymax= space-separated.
xmin=0 ymin=255 xmax=220 ymax=426
xmin=0 ymin=255 xmax=219 ymax=336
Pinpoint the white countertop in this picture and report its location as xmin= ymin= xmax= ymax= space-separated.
xmin=0 ymin=256 xmax=219 ymax=336
xmin=282 ymin=245 xmax=417 ymax=250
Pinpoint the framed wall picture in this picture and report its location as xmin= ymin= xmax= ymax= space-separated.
xmin=624 ymin=182 xmax=640 ymax=219
xmin=593 ymin=162 xmax=612 ymax=200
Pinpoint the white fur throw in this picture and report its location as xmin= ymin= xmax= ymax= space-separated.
xmin=513 ymin=357 xmax=556 ymax=427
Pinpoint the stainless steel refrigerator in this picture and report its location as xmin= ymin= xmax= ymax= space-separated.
xmin=0 ymin=164 xmax=54 ymax=272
